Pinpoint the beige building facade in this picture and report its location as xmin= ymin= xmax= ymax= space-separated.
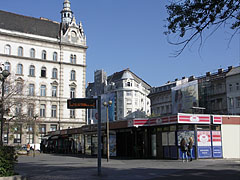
xmin=0 ymin=0 xmax=87 ymax=147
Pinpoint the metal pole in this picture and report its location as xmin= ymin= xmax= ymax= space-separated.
xmin=0 ymin=78 xmax=5 ymax=145
xmin=106 ymin=106 xmax=109 ymax=162
xmin=97 ymin=96 xmax=101 ymax=176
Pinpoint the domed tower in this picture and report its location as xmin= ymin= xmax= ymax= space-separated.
xmin=60 ymin=0 xmax=86 ymax=45
xmin=61 ymin=0 xmax=73 ymax=25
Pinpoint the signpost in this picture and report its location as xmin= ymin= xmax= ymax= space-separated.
xmin=67 ymin=97 xmax=102 ymax=176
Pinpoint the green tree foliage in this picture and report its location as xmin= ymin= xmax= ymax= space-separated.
xmin=0 ymin=146 xmax=18 ymax=177
xmin=165 ymin=0 xmax=240 ymax=56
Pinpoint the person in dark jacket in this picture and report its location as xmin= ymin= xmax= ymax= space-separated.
xmin=180 ymin=138 xmax=188 ymax=162
xmin=188 ymin=137 xmax=194 ymax=161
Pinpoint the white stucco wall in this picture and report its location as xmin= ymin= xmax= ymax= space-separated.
xmin=222 ymin=124 xmax=240 ymax=159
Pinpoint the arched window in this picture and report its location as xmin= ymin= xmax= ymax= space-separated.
xmin=18 ymin=46 xmax=23 ymax=56
xmin=42 ymin=50 xmax=47 ymax=60
xmin=52 ymin=68 xmax=58 ymax=79
xmin=70 ymin=70 xmax=76 ymax=81
xmin=30 ymin=48 xmax=35 ymax=58
xmin=41 ymin=67 xmax=46 ymax=77
xmin=29 ymin=65 xmax=35 ymax=76
xmin=4 ymin=45 xmax=11 ymax=55
xmin=53 ymin=52 xmax=58 ymax=61
xmin=4 ymin=62 xmax=10 ymax=71
xmin=17 ymin=64 xmax=23 ymax=75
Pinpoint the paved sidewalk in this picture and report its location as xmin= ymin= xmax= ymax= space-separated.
xmin=15 ymin=154 xmax=240 ymax=180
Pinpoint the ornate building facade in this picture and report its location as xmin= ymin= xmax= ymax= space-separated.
xmin=0 ymin=0 xmax=87 ymax=146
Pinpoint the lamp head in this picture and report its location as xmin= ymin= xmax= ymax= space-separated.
xmin=2 ymin=70 xmax=10 ymax=78
xmin=103 ymin=102 xmax=108 ymax=106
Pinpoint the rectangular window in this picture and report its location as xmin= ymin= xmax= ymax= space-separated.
xmin=70 ymin=109 xmax=75 ymax=118
xmin=40 ymin=85 xmax=46 ymax=96
xmin=229 ymin=98 xmax=234 ymax=108
xmin=27 ymin=104 xmax=34 ymax=117
xmin=14 ymin=134 xmax=21 ymax=143
xmin=50 ymin=124 xmax=57 ymax=132
xmin=126 ymin=99 xmax=132 ymax=105
xmin=52 ymin=86 xmax=57 ymax=97
xmin=15 ymin=104 xmax=22 ymax=116
xmin=51 ymin=105 xmax=57 ymax=118
xmin=70 ymin=87 xmax=75 ymax=98
xmin=236 ymin=97 xmax=240 ymax=108
xmin=236 ymin=83 xmax=240 ymax=91
xmin=126 ymin=91 xmax=132 ymax=96
xmin=40 ymin=104 xmax=46 ymax=117
xmin=26 ymin=134 xmax=33 ymax=144
xmin=29 ymin=84 xmax=35 ymax=96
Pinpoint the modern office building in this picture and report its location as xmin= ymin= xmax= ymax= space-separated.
xmin=0 ymin=0 xmax=87 ymax=146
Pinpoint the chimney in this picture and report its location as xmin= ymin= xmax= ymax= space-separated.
xmin=228 ymin=66 xmax=233 ymax=71
xmin=218 ymin=68 xmax=223 ymax=74
xmin=189 ymin=76 xmax=195 ymax=81
xmin=206 ymin=72 xmax=211 ymax=76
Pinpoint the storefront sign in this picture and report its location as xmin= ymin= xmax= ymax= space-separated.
xmin=178 ymin=113 xmax=210 ymax=124
xmin=213 ymin=146 xmax=223 ymax=158
xmin=212 ymin=115 xmax=222 ymax=124
xmin=212 ymin=131 xmax=222 ymax=146
xmin=212 ymin=131 xmax=222 ymax=158
xmin=198 ymin=146 xmax=212 ymax=158
xmin=197 ymin=131 xmax=211 ymax=146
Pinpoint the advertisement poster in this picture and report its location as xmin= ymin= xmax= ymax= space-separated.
xmin=212 ymin=131 xmax=222 ymax=158
xmin=197 ymin=131 xmax=211 ymax=146
xmin=172 ymin=80 xmax=199 ymax=114
xmin=177 ymin=131 xmax=195 ymax=146
xmin=109 ymin=134 xmax=116 ymax=157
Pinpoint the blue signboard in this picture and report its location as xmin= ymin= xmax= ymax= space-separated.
xmin=213 ymin=146 xmax=223 ymax=158
xmin=198 ymin=146 xmax=212 ymax=158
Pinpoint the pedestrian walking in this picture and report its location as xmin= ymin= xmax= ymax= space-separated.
xmin=188 ymin=137 xmax=194 ymax=161
xmin=180 ymin=138 xmax=188 ymax=162
xmin=26 ymin=143 xmax=30 ymax=156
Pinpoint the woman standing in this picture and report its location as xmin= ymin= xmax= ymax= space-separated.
xmin=188 ymin=137 xmax=194 ymax=161
xmin=180 ymin=138 xmax=188 ymax=162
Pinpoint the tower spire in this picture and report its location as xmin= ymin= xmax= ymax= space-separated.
xmin=61 ymin=0 xmax=73 ymax=24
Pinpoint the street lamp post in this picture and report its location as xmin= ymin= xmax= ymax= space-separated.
xmin=103 ymin=100 xmax=112 ymax=162
xmin=0 ymin=70 xmax=10 ymax=145
xmin=33 ymin=114 xmax=38 ymax=157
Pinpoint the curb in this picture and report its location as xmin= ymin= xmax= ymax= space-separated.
xmin=0 ymin=175 xmax=27 ymax=180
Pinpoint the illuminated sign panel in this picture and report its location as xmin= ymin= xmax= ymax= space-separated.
xmin=67 ymin=98 xmax=97 ymax=109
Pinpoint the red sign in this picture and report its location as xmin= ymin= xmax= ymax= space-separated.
xmin=178 ymin=113 xmax=210 ymax=124
xmin=213 ymin=115 xmax=222 ymax=124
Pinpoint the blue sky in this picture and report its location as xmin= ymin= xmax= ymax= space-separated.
xmin=1 ymin=0 xmax=239 ymax=87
